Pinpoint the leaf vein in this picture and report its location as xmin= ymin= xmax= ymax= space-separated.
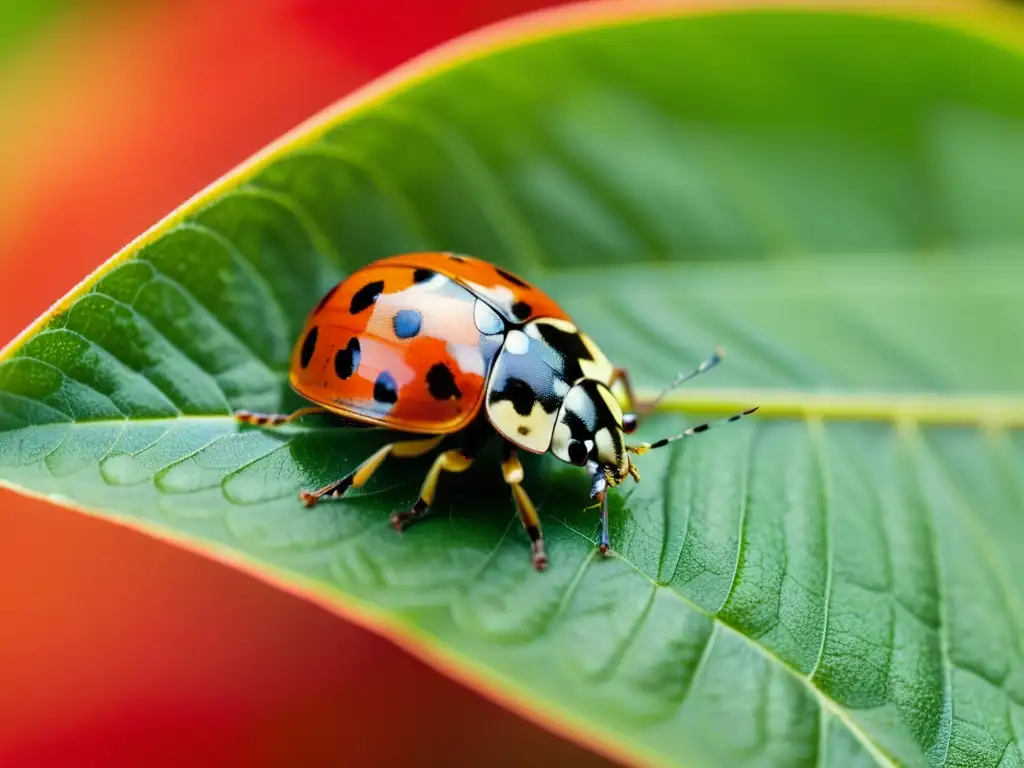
xmin=715 ymin=422 xmax=755 ymax=613
xmin=808 ymin=417 xmax=834 ymax=680
xmin=139 ymin=231 xmax=286 ymax=375
xmin=678 ymin=621 xmax=719 ymax=711
xmin=90 ymin=285 xmax=233 ymax=412
xmin=29 ymin=326 xmax=182 ymax=416
xmin=17 ymin=352 xmax=128 ymax=420
xmin=227 ymin=185 xmax=347 ymax=270
xmin=372 ymin=104 xmax=546 ymax=272
xmin=175 ymin=220 xmax=292 ymax=368
xmin=594 ymin=583 xmax=657 ymax=683
xmin=296 ymin=144 xmax=435 ymax=247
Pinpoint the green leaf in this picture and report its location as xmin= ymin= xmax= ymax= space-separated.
xmin=3 ymin=4 xmax=1024 ymax=766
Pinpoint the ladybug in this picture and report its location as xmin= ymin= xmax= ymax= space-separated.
xmin=235 ymin=252 xmax=757 ymax=570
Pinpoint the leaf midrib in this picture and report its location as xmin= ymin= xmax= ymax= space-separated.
xmin=649 ymin=387 xmax=1024 ymax=427
xmin=8 ymin=383 xmax=1024 ymax=434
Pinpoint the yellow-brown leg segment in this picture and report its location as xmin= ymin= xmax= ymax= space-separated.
xmin=391 ymin=448 xmax=475 ymax=530
xmin=610 ymin=348 xmax=725 ymax=432
xmin=500 ymin=443 xmax=547 ymax=571
xmin=608 ymin=367 xmax=642 ymax=416
xmin=299 ymin=436 xmax=443 ymax=508
xmin=608 ymin=368 xmax=642 ymax=434
xmin=235 ymin=406 xmax=328 ymax=427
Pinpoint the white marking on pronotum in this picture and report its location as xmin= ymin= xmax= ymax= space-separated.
xmin=504 ymin=330 xmax=530 ymax=355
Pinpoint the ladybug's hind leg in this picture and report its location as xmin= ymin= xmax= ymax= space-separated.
xmin=300 ymin=436 xmax=443 ymax=507
xmin=500 ymin=443 xmax=547 ymax=571
xmin=391 ymin=449 xmax=475 ymax=530
xmin=391 ymin=418 xmax=493 ymax=531
xmin=235 ymin=406 xmax=328 ymax=427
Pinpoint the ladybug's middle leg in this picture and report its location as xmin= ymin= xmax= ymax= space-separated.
xmin=500 ymin=443 xmax=547 ymax=571
xmin=299 ymin=435 xmax=443 ymax=507
xmin=391 ymin=418 xmax=493 ymax=531
xmin=391 ymin=449 xmax=475 ymax=530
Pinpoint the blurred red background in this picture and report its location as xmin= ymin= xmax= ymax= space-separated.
xmin=0 ymin=1 xmax=616 ymax=765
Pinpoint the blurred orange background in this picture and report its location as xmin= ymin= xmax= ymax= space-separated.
xmin=0 ymin=1 xmax=614 ymax=765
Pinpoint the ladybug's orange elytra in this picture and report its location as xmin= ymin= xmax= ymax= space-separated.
xmin=235 ymin=251 xmax=757 ymax=571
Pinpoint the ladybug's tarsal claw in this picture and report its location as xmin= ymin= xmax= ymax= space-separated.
xmin=390 ymin=512 xmax=416 ymax=531
xmin=597 ymin=487 xmax=611 ymax=555
xmin=299 ymin=490 xmax=318 ymax=508
xmin=531 ymin=543 xmax=548 ymax=571
xmin=392 ymin=499 xmax=430 ymax=531
xmin=599 ymin=543 xmax=610 ymax=556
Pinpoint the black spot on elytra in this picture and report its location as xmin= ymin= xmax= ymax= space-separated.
xmin=512 ymin=301 xmax=532 ymax=321
xmin=495 ymin=266 xmax=530 ymax=288
xmin=426 ymin=363 xmax=461 ymax=400
xmin=334 ymin=338 xmax=360 ymax=379
xmin=313 ymin=283 xmax=339 ymax=314
xmin=392 ymin=309 xmax=422 ymax=339
xmin=373 ymin=371 xmax=398 ymax=403
xmin=300 ymin=327 xmax=318 ymax=368
xmin=412 ymin=268 xmax=435 ymax=283
xmin=349 ymin=280 xmax=384 ymax=314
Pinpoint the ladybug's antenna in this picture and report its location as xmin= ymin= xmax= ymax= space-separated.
xmin=629 ymin=406 xmax=760 ymax=454
xmin=644 ymin=346 xmax=725 ymax=413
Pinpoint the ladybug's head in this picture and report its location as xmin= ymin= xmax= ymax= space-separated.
xmin=551 ymin=379 xmax=635 ymax=486
xmin=551 ymin=358 xmax=759 ymax=503
xmin=551 ymin=349 xmax=758 ymax=550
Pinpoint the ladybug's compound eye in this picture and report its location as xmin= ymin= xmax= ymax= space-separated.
xmin=622 ymin=413 xmax=638 ymax=434
xmin=567 ymin=440 xmax=589 ymax=466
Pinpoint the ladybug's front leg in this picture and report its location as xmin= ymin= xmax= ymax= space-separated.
xmin=500 ymin=443 xmax=547 ymax=571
